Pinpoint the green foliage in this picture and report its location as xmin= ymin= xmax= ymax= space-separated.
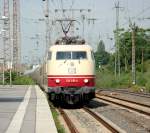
xmin=96 ymin=61 xmax=150 ymax=92
xmin=119 ymin=28 xmax=150 ymax=71
xmin=13 ymin=76 xmax=35 ymax=85
xmin=0 ymin=71 xmax=17 ymax=85
xmin=95 ymin=40 xmax=110 ymax=68
xmin=94 ymin=52 xmax=110 ymax=67
xmin=136 ymin=73 xmax=147 ymax=86
xmin=97 ymin=40 xmax=105 ymax=53
xmin=0 ymin=71 xmax=35 ymax=85
xmin=49 ymin=102 xmax=65 ymax=133
xmin=96 ymin=69 xmax=131 ymax=89
xmin=145 ymin=81 xmax=150 ymax=92
xmin=130 ymin=85 xmax=142 ymax=92
xmin=94 ymin=27 xmax=150 ymax=91
xmin=52 ymin=110 xmax=65 ymax=133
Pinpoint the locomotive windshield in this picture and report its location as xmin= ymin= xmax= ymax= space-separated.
xmin=56 ymin=51 xmax=87 ymax=60
xmin=72 ymin=52 xmax=87 ymax=59
xmin=56 ymin=52 xmax=71 ymax=60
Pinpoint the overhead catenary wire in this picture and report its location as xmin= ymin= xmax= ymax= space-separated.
xmin=60 ymin=0 xmax=66 ymax=18
xmin=122 ymin=5 xmax=150 ymax=27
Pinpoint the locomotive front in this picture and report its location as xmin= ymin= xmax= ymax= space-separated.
xmin=47 ymin=38 xmax=95 ymax=104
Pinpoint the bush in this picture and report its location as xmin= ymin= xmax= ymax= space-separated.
xmin=96 ymin=68 xmax=132 ymax=89
xmin=146 ymin=81 xmax=150 ymax=92
xmin=129 ymin=85 xmax=141 ymax=92
xmin=96 ymin=69 xmax=114 ymax=89
xmin=13 ymin=76 xmax=35 ymax=85
xmin=136 ymin=73 xmax=147 ymax=86
xmin=96 ymin=69 xmax=150 ymax=92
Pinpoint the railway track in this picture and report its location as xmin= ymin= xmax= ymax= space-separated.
xmin=98 ymin=89 xmax=150 ymax=98
xmin=48 ymin=99 xmax=79 ymax=133
xmin=58 ymin=108 xmax=79 ymax=133
xmin=83 ymin=107 xmax=120 ymax=133
xmin=98 ymin=93 xmax=150 ymax=108
xmin=58 ymin=106 xmax=121 ymax=133
xmin=49 ymin=93 xmax=150 ymax=133
xmin=96 ymin=93 xmax=150 ymax=116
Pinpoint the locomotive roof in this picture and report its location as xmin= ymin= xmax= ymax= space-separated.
xmin=54 ymin=36 xmax=85 ymax=45
xmin=49 ymin=44 xmax=93 ymax=51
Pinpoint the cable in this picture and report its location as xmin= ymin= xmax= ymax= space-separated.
xmin=122 ymin=5 xmax=150 ymax=27
xmin=60 ymin=0 xmax=66 ymax=18
xmin=70 ymin=0 xmax=75 ymax=10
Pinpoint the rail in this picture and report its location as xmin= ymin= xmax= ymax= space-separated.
xmin=83 ymin=107 xmax=120 ymax=133
xmin=96 ymin=93 xmax=150 ymax=116
xmin=58 ymin=108 xmax=79 ymax=133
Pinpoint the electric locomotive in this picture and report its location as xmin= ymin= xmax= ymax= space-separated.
xmin=46 ymin=36 xmax=95 ymax=104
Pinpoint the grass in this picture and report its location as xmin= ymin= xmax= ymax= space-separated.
xmin=96 ymin=70 xmax=131 ymax=89
xmin=12 ymin=76 xmax=35 ymax=85
xmin=96 ymin=61 xmax=150 ymax=92
xmin=49 ymin=102 xmax=66 ymax=133
xmin=52 ymin=109 xmax=66 ymax=133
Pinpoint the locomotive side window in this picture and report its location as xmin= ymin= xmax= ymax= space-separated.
xmin=91 ymin=51 xmax=95 ymax=60
xmin=72 ymin=51 xmax=87 ymax=59
xmin=56 ymin=52 xmax=71 ymax=60
xmin=48 ymin=51 xmax=52 ymax=60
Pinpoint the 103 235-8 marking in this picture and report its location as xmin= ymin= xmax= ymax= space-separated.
xmin=66 ymin=79 xmax=79 ymax=83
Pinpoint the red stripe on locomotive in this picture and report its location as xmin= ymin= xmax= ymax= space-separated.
xmin=47 ymin=75 xmax=95 ymax=87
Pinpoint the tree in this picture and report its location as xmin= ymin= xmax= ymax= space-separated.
xmin=95 ymin=40 xmax=110 ymax=68
xmin=97 ymin=40 xmax=105 ymax=54
xmin=119 ymin=28 xmax=150 ymax=72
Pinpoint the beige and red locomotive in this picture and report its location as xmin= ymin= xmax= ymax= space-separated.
xmin=32 ymin=37 xmax=95 ymax=104
xmin=46 ymin=37 xmax=95 ymax=104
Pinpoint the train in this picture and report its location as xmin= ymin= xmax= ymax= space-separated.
xmin=31 ymin=36 xmax=96 ymax=104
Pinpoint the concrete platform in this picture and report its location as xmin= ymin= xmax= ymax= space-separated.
xmin=0 ymin=85 xmax=57 ymax=133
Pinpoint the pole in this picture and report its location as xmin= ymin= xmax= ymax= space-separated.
xmin=131 ymin=23 xmax=136 ymax=85
xmin=9 ymin=68 xmax=12 ymax=86
xmin=42 ymin=0 xmax=50 ymax=86
xmin=82 ymin=15 xmax=85 ymax=38
xmin=115 ymin=52 xmax=117 ymax=77
xmin=10 ymin=59 xmax=12 ymax=86
xmin=2 ymin=59 xmax=5 ymax=85
xmin=141 ymin=48 xmax=144 ymax=73
xmin=125 ymin=52 xmax=127 ymax=72
xmin=45 ymin=0 xmax=50 ymax=56
xmin=114 ymin=1 xmax=122 ymax=77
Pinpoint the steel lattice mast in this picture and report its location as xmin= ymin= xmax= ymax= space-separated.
xmin=3 ymin=0 xmax=11 ymax=69
xmin=44 ymin=0 xmax=50 ymax=56
xmin=13 ymin=0 xmax=21 ymax=72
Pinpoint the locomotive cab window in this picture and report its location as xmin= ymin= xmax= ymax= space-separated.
xmin=72 ymin=51 xmax=87 ymax=59
xmin=56 ymin=52 xmax=71 ymax=60
xmin=56 ymin=51 xmax=87 ymax=60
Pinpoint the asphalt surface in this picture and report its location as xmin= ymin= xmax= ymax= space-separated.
xmin=0 ymin=85 xmax=57 ymax=133
xmin=0 ymin=86 xmax=28 ymax=133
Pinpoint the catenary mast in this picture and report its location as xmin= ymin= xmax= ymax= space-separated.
xmin=13 ymin=0 xmax=21 ymax=72
xmin=3 ymin=0 xmax=11 ymax=69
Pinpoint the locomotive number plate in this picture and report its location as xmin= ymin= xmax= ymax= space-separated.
xmin=66 ymin=79 xmax=78 ymax=83
xmin=68 ymin=68 xmax=76 ymax=74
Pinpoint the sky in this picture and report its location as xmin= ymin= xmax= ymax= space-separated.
xmin=1 ymin=0 xmax=150 ymax=64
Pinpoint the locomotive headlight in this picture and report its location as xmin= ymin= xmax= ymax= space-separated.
xmin=55 ymin=79 xmax=60 ymax=83
xmin=84 ymin=79 xmax=89 ymax=83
